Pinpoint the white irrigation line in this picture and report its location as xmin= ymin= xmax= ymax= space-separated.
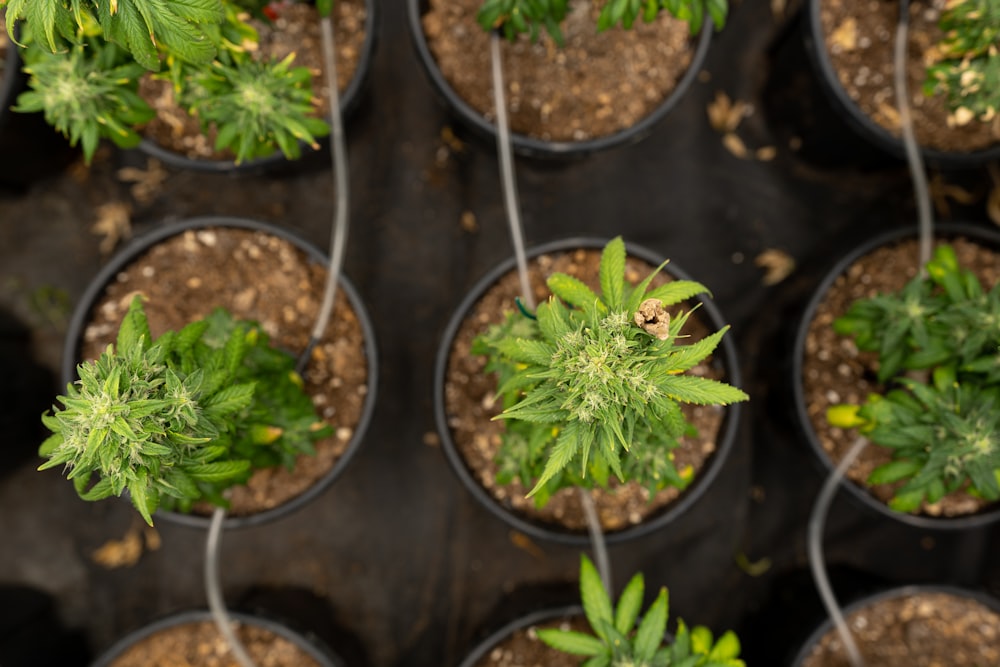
xmin=579 ymin=488 xmax=613 ymax=593
xmin=490 ymin=31 xmax=535 ymax=311
xmin=206 ymin=507 xmax=257 ymax=667
xmin=807 ymin=436 xmax=868 ymax=667
xmin=894 ymin=0 xmax=933 ymax=269
xmin=299 ymin=13 xmax=350 ymax=373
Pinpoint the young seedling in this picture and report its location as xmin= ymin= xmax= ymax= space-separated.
xmin=827 ymin=244 xmax=1000 ymax=512
xmin=476 ymin=0 xmax=728 ymax=45
xmin=39 ymin=295 xmax=331 ymax=525
xmin=474 ymin=236 xmax=748 ymax=507
xmin=538 ymin=554 xmax=745 ymax=667
xmin=2 ymin=0 xmax=332 ymax=164
xmin=924 ymin=0 xmax=1000 ymax=130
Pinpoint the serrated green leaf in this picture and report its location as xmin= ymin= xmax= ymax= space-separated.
xmin=184 ymin=460 xmax=252 ymax=482
xmin=614 ymin=572 xmax=644 ymax=635
xmin=599 ymin=237 xmax=627 ymax=309
xmin=202 ymin=382 xmax=255 ymax=414
xmin=579 ymin=554 xmax=613 ymax=640
xmin=644 ymin=280 xmax=709 ymax=306
xmin=548 ymin=273 xmax=603 ymax=312
xmin=536 ymin=629 xmax=606 ymax=656
xmin=633 ymin=588 xmax=668 ymax=662
xmin=527 ymin=422 xmax=580 ymax=497
xmin=658 ymin=374 xmax=748 ymax=405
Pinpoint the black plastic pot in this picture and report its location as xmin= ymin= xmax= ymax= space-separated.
xmin=0 ymin=30 xmax=78 ymax=188
xmin=433 ymin=237 xmax=744 ymax=546
xmin=802 ymin=0 xmax=1000 ymax=169
xmin=60 ymin=216 xmax=379 ymax=529
xmin=0 ymin=34 xmax=18 ymax=135
xmin=406 ymin=0 xmax=713 ymax=159
xmin=457 ymin=605 xmax=582 ymax=667
xmin=91 ymin=609 xmax=346 ymax=667
xmin=135 ymin=0 xmax=378 ymax=174
xmin=789 ymin=584 xmax=1000 ymax=666
xmin=791 ymin=222 xmax=1000 ymax=531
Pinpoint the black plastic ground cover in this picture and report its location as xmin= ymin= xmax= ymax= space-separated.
xmin=0 ymin=1 xmax=998 ymax=666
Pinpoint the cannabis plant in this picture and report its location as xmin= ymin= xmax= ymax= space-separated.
xmin=477 ymin=0 xmax=728 ymax=45
xmin=474 ymin=237 xmax=747 ymax=506
xmin=39 ymin=296 xmax=330 ymax=525
xmin=924 ymin=0 xmax=999 ymax=128
xmin=827 ymin=244 xmax=1000 ymax=512
xmin=2 ymin=0 xmax=331 ymax=164
xmin=538 ymin=554 xmax=745 ymax=667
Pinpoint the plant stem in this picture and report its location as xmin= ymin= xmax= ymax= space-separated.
xmin=298 ymin=13 xmax=350 ymax=374
xmin=579 ymin=488 xmax=612 ymax=593
xmin=894 ymin=0 xmax=933 ymax=269
xmin=206 ymin=507 xmax=258 ymax=667
xmin=807 ymin=436 xmax=868 ymax=667
xmin=490 ymin=31 xmax=535 ymax=311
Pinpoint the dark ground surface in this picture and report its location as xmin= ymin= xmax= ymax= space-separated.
xmin=2 ymin=1 xmax=1000 ymax=666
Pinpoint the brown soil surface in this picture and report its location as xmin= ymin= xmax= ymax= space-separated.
xmin=77 ymin=226 xmax=370 ymax=518
xmin=470 ymin=615 xmax=589 ymax=667
xmin=818 ymin=0 xmax=999 ymax=153
xmin=108 ymin=619 xmax=322 ymax=667
xmin=799 ymin=591 xmax=1000 ymax=667
xmin=421 ymin=0 xmax=696 ymax=143
xmin=443 ymin=247 xmax=731 ymax=535
xmin=140 ymin=0 xmax=368 ymax=161
xmin=800 ymin=236 xmax=1000 ymax=518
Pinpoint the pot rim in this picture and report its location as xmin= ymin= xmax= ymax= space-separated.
xmin=802 ymin=0 xmax=1000 ymax=169
xmin=136 ymin=0 xmax=379 ymax=174
xmin=0 ymin=21 xmax=22 ymax=132
xmin=405 ymin=0 xmax=713 ymax=159
xmin=791 ymin=221 xmax=1000 ymax=531
xmin=789 ymin=583 xmax=1000 ymax=666
xmin=59 ymin=215 xmax=379 ymax=530
xmin=433 ymin=236 xmax=744 ymax=546
xmin=457 ymin=604 xmax=583 ymax=667
xmin=90 ymin=608 xmax=345 ymax=667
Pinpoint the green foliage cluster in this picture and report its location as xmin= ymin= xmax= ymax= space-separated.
xmin=39 ymin=296 xmax=330 ymax=525
xmin=2 ymin=0 xmax=331 ymax=164
xmin=473 ymin=237 xmax=747 ymax=505
xmin=538 ymin=554 xmax=744 ymax=667
xmin=476 ymin=0 xmax=727 ymax=46
xmin=925 ymin=0 xmax=1000 ymax=126
xmin=827 ymin=244 xmax=1000 ymax=512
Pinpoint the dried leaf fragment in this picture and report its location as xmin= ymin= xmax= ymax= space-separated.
xmin=707 ymin=91 xmax=749 ymax=134
xmin=118 ymin=159 xmax=168 ymax=205
xmin=928 ymin=171 xmax=979 ymax=217
xmin=91 ymin=202 xmax=132 ymax=255
xmin=509 ymin=530 xmax=545 ymax=559
xmin=634 ymin=298 xmax=671 ymax=340
xmin=440 ymin=126 xmax=464 ymax=153
xmin=91 ymin=524 xmax=160 ymax=569
xmin=723 ymin=133 xmax=750 ymax=159
xmin=460 ymin=210 xmax=478 ymax=233
xmin=755 ymin=248 xmax=796 ymax=285
xmin=755 ymin=146 xmax=778 ymax=161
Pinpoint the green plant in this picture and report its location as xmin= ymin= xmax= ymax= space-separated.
xmin=1 ymin=0 xmax=332 ymax=164
xmin=538 ymin=554 xmax=744 ymax=667
xmin=827 ymin=244 xmax=1000 ymax=512
xmin=924 ymin=0 xmax=1000 ymax=128
xmin=39 ymin=295 xmax=331 ymax=525
xmin=477 ymin=0 xmax=727 ymax=46
xmin=473 ymin=237 xmax=747 ymax=506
